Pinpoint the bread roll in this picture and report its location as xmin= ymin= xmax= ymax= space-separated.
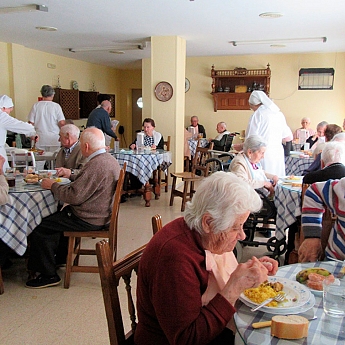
xmin=271 ymin=315 xmax=308 ymax=339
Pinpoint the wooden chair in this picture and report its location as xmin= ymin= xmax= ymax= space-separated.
xmin=0 ymin=267 xmax=4 ymax=295
xmin=159 ymin=136 xmax=171 ymax=192
xmin=96 ymin=240 xmax=146 ymax=345
xmin=170 ymin=143 xmax=213 ymax=212
xmin=63 ymin=164 xmax=126 ymax=288
xmin=151 ymin=214 xmax=163 ymax=235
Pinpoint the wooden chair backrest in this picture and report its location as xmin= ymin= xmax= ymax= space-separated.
xmin=109 ymin=163 xmax=126 ymax=261
xmin=191 ymin=143 xmax=213 ymax=177
xmin=151 ymin=214 xmax=163 ymax=234
xmin=96 ymin=240 xmax=145 ymax=345
xmin=164 ymin=136 xmax=171 ymax=151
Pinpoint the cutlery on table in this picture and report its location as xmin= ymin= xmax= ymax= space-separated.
xmin=250 ymin=293 xmax=285 ymax=312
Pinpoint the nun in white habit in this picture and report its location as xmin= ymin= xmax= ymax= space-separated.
xmin=245 ymin=91 xmax=292 ymax=177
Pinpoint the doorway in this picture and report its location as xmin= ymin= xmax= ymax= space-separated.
xmin=132 ymin=89 xmax=142 ymax=141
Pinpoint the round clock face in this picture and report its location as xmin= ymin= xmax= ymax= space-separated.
xmin=154 ymin=82 xmax=173 ymax=102
xmin=185 ymin=78 xmax=190 ymax=92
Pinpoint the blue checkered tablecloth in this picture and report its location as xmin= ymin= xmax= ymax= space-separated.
xmin=285 ymin=156 xmax=314 ymax=176
xmin=274 ymin=182 xmax=302 ymax=240
xmin=235 ymin=261 xmax=345 ymax=345
xmin=113 ymin=150 xmax=172 ymax=185
xmin=188 ymin=138 xmax=209 ymax=157
xmin=0 ymin=183 xmax=57 ymax=255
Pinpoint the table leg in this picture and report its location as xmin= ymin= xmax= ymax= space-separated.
xmin=153 ymin=170 xmax=161 ymax=200
xmin=143 ymin=182 xmax=151 ymax=207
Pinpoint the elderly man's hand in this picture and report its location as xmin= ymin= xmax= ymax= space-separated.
xmin=40 ymin=178 xmax=56 ymax=190
xmin=298 ymin=238 xmax=322 ymax=262
xmin=55 ymin=167 xmax=71 ymax=178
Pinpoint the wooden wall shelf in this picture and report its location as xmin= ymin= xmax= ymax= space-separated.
xmin=211 ymin=64 xmax=271 ymax=111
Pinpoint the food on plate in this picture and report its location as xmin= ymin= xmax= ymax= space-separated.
xmin=271 ymin=315 xmax=309 ymax=339
xmin=53 ymin=177 xmax=62 ymax=183
xmin=24 ymin=173 xmax=39 ymax=184
xmin=286 ymin=175 xmax=300 ymax=180
xmin=296 ymin=268 xmax=334 ymax=291
xmin=244 ymin=281 xmax=285 ymax=307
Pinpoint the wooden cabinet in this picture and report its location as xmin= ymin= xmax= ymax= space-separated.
xmin=53 ymin=89 xmax=115 ymax=119
xmin=53 ymin=88 xmax=79 ymax=119
xmin=211 ymin=64 xmax=271 ymax=111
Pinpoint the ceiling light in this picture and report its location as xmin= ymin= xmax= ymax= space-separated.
xmin=259 ymin=12 xmax=283 ymax=19
xmin=36 ymin=26 xmax=57 ymax=31
xmin=109 ymin=50 xmax=125 ymax=54
xmin=0 ymin=4 xmax=48 ymax=14
xmin=69 ymin=42 xmax=148 ymax=53
xmin=230 ymin=37 xmax=327 ymax=46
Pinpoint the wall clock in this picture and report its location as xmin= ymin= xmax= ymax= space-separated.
xmin=185 ymin=78 xmax=190 ymax=92
xmin=154 ymin=81 xmax=173 ymax=102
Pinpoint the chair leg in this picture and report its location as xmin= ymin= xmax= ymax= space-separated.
xmin=64 ymin=236 xmax=76 ymax=289
xmin=169 ymin=176 xmax=177 ymax=206
xmin=165 ymin=169 xmax=169 ymax=192
xmin=0 ymin=267 xmax=4 ymax=295
xmin=181 ymin=181 xmax=189 ymax=212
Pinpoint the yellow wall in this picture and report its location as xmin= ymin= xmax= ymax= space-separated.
xmin=185 ymin=53 xmax=345 ymax=143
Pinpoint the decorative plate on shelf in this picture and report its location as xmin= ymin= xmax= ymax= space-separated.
xmin=154 ymin=82 xmax=173 ymax=102
xmin=185 ymin=78 xmax=190 ymax=92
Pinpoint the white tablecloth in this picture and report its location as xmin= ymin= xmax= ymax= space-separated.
xmin=0 ymin=183 xmax=57 ymax=255
xmin=112 ymin=150 xmax=172 ymax=185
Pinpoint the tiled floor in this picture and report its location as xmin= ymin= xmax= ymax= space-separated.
xmin=0 ymin=189 xmax=274 ymax=345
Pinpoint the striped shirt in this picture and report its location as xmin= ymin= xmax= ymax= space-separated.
xmin=302 ymin=178 xmax=345 ymax=260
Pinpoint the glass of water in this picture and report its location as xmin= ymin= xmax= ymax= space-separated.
xmin=323 ymin=279 xmax=345 ymax=318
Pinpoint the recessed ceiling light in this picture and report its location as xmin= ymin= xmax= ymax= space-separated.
xmin=109 ymin=50 xmax=125 ymax=54
xmin=270 ymin=44 xmax=286 ymax=48
xmin=35 ymin=26 xmax=57 ymax=31
xmin=259 ymin=12 xmax=283 ymax=19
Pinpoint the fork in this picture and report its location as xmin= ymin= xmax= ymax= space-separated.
xmin=250 ymin=293 xmax=285 ymax=312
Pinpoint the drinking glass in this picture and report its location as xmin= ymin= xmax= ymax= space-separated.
xmin=323 ymin=279 xmax=345 ymax=318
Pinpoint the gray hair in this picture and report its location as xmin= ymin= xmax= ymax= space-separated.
xmin=321 ymin=141 xmax=345 ymax=166
xmin=184 ymin=172 xmax=262 ymax=235
xmin=317 ymin=121 xmax=328 ymax=129
xmin=218 ymin=121 xmax=227 ymax=129
xmin=331 ymin=132 xmax=345 ymax=142
xmin=243 ymin=135 xmax=267 ymax=153
xmin=80 ymin=126 xmax=105 ymax=150
xmin=60 ymin=124 xmax=80 ymax=140
xmin=40 ymin=85 xmax=55 ymax=97
xmin=301 ymin=117 xmax=310 ymax=123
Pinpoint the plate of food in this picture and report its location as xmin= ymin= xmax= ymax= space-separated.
xmin=240 ymin=277 xmax=311 ymax=313
xmin=52 ymin=177 xmax=70 ymax=185
xmin=296 ymin=267 xmax=335 ymax=296
xmin=281 ymin=176 xmax=303 ymax=184
xmin=24 ymin=173 xmax=40 ymax=184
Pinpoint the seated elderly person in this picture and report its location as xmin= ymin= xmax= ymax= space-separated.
xmin=303 ymin=124 xmax=343 ymax=174
xmin=209 ymin=122 xmax=230 ymax=151
xmin=303 ymin=141 xmax=345 ymax=184
xmin=293 ymin=117 xmax=315 ymax=141
xmin=130 ymin=118 xmax=164 ymax=150
xmin=304 ymin=121 xmax=328 ymax=150
xmin=299 ymin=177 xmax=345 ymax=262
xmin=229 ymin=135 xmax=278 ymax=196
xmin=25 ymin=127 xmax=121 ymax=288
xmin=54 ymin=124 xmax=87 ymax=178
xmin=135 ymin=172 xmax=278 ymax=345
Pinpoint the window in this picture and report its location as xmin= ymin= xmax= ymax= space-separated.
xmin=298 ymin=68 xmax=334 ymax=90
xmin=136 ymin=97 xmax=143 ymax=108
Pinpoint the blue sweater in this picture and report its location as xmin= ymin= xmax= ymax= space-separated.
xmin=86 ymin=107 xmax=117 ymax=139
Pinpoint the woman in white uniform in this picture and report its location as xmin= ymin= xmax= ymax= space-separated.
xmin=0 ymin=95 xmax=36 ymax=169
xmin=243 ymin=91 xmax=292 ymax=177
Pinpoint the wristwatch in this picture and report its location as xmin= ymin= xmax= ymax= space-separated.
xmin=70 ymin=169 xmax=75 ymax=175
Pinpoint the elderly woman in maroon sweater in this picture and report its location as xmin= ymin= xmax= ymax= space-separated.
xmin=135 ymin=172 xmax=278 ymax=345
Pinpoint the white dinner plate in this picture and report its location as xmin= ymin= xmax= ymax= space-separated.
xmin=53 ymin=177 xmax=70 ymax=185
xmin=239 ymin=277 xmax=311 ymax=313
xmin=280 ymin=176 xmax=303 ymax=184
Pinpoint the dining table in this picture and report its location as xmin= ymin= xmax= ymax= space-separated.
xmin=188 ymin=138 xmax=209 ymax=158
xmin=111 ymin=149 xmax=172 ymax=207
xmin=285 ymin=152 xmax=314 ymax=176
xmin=0 ymin=179 xmax=58 ymax=256
xmin=234 ymin=260 xmax=345 ymax=345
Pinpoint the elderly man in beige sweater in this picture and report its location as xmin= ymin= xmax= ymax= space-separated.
xmin=26 ymin=127 xmax=121 ymax=289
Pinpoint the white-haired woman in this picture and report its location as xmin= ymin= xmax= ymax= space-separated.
xmin=230 ymin=135 xmax=278 ymax=196
xmin=135 ymin=172 xmax=278 ymax=345
xmin=293 ymin=117 xmax=315 ymax=141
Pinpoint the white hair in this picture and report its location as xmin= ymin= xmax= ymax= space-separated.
xmin=243 ymin=135 xmax=267 ymax=153
xmin=60 ymin=124 xmax=80 ymax=140
xmin=184 ymin=172 xmax=262 ymax=235
xmin=321 ymin=141 xmax=345 ymax=166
